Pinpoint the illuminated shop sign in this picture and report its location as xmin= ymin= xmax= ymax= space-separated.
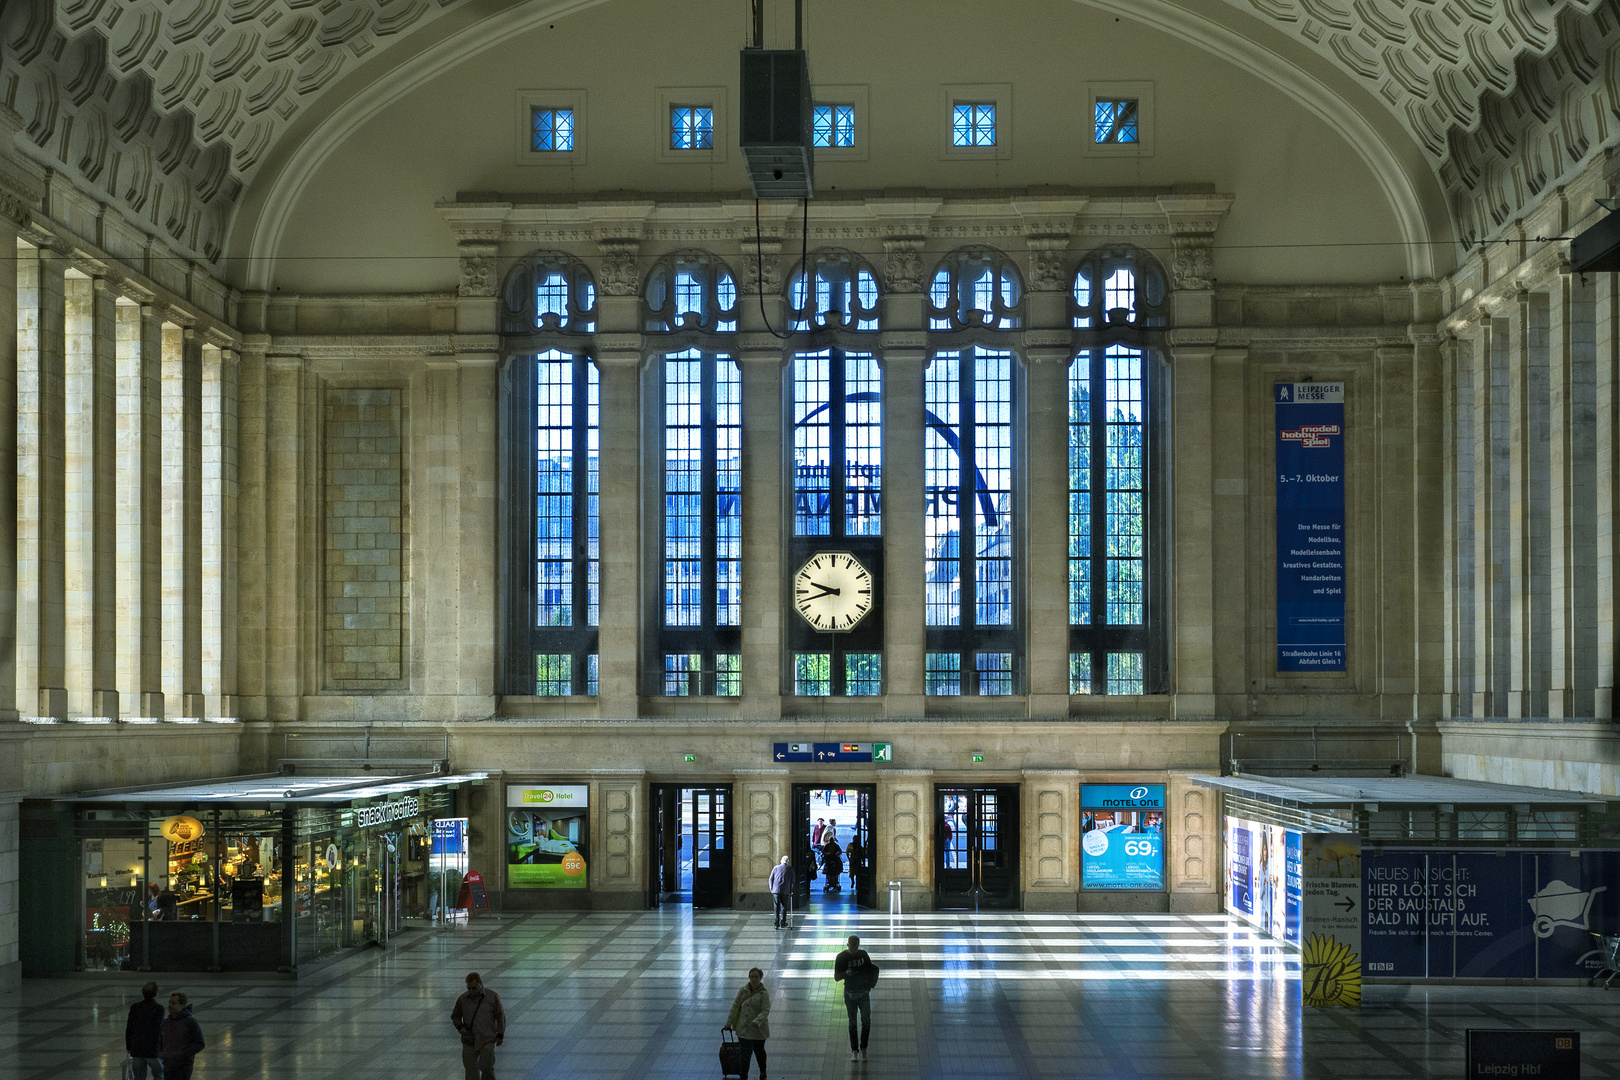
xmin=351 ymin=796 xmax=422 ymax=829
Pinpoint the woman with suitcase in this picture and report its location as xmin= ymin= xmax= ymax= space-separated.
xmin=722 ymin=967 xmax=771 ymax=1079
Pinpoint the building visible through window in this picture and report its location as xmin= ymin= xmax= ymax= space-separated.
xmin=812 ymin=103 xmax=856 ymax=148
xmin=952 ymin=102 xmax=997 ymax=147
xmin=1094 ymin=99 xmax=1139 ymax=144
xmin=671 ymin=105 xmax=715 ymax=150
xmin=532 ymin=107 xmax=575 ymax=152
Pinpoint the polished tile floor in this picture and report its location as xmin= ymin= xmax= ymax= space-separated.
xmin=3 ymin=909 xmax=1617 ymax=1079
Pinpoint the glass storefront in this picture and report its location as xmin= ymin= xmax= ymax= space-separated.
xmin=65 ymin=775 xmax=479 ymax=973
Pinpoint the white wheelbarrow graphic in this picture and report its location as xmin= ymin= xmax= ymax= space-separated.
xmin=1528 ymin=880 xmax=1607 ymax=939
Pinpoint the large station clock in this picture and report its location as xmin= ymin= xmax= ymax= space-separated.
xmin=792 ymin=552 xmax=875 ymax=632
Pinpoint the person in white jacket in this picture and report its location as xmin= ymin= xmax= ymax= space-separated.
xmin=724 ymin=967 xmax=771 ymax=1080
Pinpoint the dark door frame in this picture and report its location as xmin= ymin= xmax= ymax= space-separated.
xmin=934 ymin=784 xmax=1021 ymax=910
xmin=792 ymin=784 xmax=877 ymax=909
xmin=647 ymin=783 xmax=735 ymax=909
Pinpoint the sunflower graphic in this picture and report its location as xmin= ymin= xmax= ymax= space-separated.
xmin=1301 ymin=933 xmax=1362 ymax=1008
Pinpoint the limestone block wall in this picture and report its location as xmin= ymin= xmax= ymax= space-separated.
xmin=1438 ymin=721 xmax=1620 ymax=797
xmin=1022 ymin=769 xmax=1078 ymax=910
xmin=876 ymin=770 xmax=931 ymax=911
xmin=323 ymin=388 xmax=408 ymax=687
xmin=734 ymin=771 xmax=790 ymax=910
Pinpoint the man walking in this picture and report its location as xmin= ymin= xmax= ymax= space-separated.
xmin=451 ymin=971 xmax=506 ymax=1080
xmin=768 ymin=855 xmax=794 ymax=929
xmin=125 ymin=981 xmax=165 ymax=1079
xmin=833 ymin=934 xmax=879 ymax=1061
xmin=158 ymin=992 xmax=205 ymax=1080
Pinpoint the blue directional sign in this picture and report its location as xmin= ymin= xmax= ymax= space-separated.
xmin=772 ymin=743 xmax=814 ymax=763
xmin=814 ymin=742 xmax=873 ymax=762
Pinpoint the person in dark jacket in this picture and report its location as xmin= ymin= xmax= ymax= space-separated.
xmin=833 ymin=935 xmax=879 ymax=1061
xmin=159 ymin=992 xmax=205 ymax=1080
xmin=125 ymin=981 xmax=165 ymax=1079
xmin=767 ymin=856 xmax=794 ymax=929
xmin=820 ymin=835 xmax=844 ymax=892
xmin=451 ymin=971 xmax=506 ymax=1080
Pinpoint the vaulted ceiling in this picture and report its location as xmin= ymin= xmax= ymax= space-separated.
xmin=3 ymin=0 xmax=1616 ymax=277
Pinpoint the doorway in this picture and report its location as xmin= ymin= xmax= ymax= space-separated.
xmin=935 ymin=785 xmax=1021 ymax=910
xmin=649 ymin=784 xmax=733 ymax=908
xmin=792 ymin=785 xmax=876 ymax=910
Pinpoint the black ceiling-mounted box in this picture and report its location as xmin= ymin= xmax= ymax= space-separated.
xmin=1571 ymin=209 xmax=1620 ymax=272
xmin=740 ymin=49 xmax=813 ymax=200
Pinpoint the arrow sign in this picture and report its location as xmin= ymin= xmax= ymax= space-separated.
xmin=772 ymin=743 xmax=813 ymax=763
xmin=1335 ymin=896 xmax=1355 ymax=914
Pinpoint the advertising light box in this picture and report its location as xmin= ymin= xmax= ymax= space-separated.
xmin=1081 ymin=785 xmax=1165 ymax=890
xmin=506 ymin=784 xmax=589 ymax=890
xmin=1225 ymin=816 xmax=1303 ymax=946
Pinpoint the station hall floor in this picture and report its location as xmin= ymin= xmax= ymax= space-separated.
xmin=4 ymin=910 xmax=1617 ymax=1080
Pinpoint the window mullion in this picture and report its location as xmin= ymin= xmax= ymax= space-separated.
xmin=1090 ymin=347 xmax=1107 ymax=693
xmin=830 ymin=347 xmax=847 ymax=538
xmin=961 ymin=353 xmax=978 ymax=694
xmin=571 ymin=355 xmax=591 ymax=694
xmin=700 ymin=354 xmax=719 ymax=693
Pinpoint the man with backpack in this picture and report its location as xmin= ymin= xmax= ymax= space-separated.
xmin=832 ymin=934 xmax=879 ymax=1061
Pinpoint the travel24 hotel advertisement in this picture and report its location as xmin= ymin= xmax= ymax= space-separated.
xmin=506 ymin=785 xmax=589 ymax=889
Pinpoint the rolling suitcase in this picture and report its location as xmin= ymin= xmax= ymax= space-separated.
xmin=719 ymin=1028 xmax=746 ymax=1078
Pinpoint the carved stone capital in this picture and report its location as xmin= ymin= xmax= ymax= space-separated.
xmin=457 ymin=241 xmax=499 ymax=298
xmin=1169 ymin=233 xmax=1214 ymax=291
xmin=740 ymin=238 xmax=782 ymax=296
xmin=1025 ymin=235 xmax=1071 ymax=292
xmin=596 ymin=239 xmax=641 ymax=296
xmin=882 ymin=237 xmax=926 ymax=293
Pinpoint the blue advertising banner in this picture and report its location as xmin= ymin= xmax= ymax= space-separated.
xmin=1284 ymin=831 xmax=1303 ymax=946
xmin=1081 ymin=785 xmax=1166 ymax=890
xmin=1229 ymin=822 xmax=1253 ymax=916
xmin=1275 ymin=382 xmax=1346 ymax=671
xmin=1361 ymin=849 xmax=1618 ymax=979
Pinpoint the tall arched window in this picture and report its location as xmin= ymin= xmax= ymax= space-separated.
xmin=787 ymin=250 xmax=883 ymax=696
xmin=1068 ymin=247 xmax=1167 ymax=695
xmin=645 ymin=252 xmax=742 ymax=696
xmin=497 ymin=252 xmax=599 ymax=696
xmin=924 ymin=247 xmax=1024 ymax=695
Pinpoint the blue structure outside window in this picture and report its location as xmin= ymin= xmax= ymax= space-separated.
xmin=532 ymin=107 xmax=575 ymax=151
xmin=672 ymin=105 xmax=714 ymax=149
xmin=1095 ymin=100 xmax=1139 ymax=144
xmin=812 ymin=104 xmax=855 ymax=147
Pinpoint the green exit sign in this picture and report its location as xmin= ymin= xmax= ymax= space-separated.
xmin=971 ymin=753 xmax=985 ymax=763
xmin=682 ymin=754 xmax=697 ymax=763
xmin=873 ymin=742 xmax=892 ymax=763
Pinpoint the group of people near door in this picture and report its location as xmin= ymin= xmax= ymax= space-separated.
xmin=810 ymin=816 xmax=866 ymax=892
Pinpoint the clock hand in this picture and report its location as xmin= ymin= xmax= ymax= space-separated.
xmin=808 ymin=582 xmax=841 ymax=597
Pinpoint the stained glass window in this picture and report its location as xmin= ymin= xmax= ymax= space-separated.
xmin=812 ymin=103 xmax=856 ymax=148
xmin=925 ymin=346 xmax=1019 ymax=694
xmin=1094 ymin=100 xmax=1139 ymax=144
xmin=672 ymin=105 xmax=714 ymax=149
xmin=532 ymin=107 xmax=575 ymax=152
xmin=952 ymin=102 xmax=997 ymax=147
xmin=657 ymin=348 xmax=742 ymax=696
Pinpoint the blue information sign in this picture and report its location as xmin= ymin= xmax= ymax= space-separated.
xmin=1275 ymin=382 xmax=1346 ymax=671
xmin=772 ymin=743 xmax=813 ymax=763
xmin=813 ymin=742 xmax=873 ymax=762
xmin=1081 ymin=784 xmax=1166 ymax=890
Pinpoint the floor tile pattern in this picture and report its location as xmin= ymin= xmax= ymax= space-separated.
xmin=3 ymin=909 xmax=1617 ymax=1079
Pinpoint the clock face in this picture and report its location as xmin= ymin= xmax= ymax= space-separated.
xmin=793 ymin=552 xmax=875 ymax=632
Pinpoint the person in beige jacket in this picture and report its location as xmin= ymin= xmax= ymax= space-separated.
xmin=723 ymin=967 xmax=772 ymax=1080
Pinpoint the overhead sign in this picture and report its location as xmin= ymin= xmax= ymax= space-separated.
xmin=1275 ymin=382 xmax=1346 ymax=672
xmin=352 ymin=796 xmax=421 ymax=829
xmin=773 ymin=742 xmax=814 ymax=762
xmin=815 ymin=742 xmax=873 ymax=762
xmin=1466 ymin=1031 xmax=1579 ymax=1080
xmin=1081 ymin=785 xmax=1165 ymax=810
xmin=873 ymin=742 xmax=892 ymax=763
xmin=159 ymin=816 xmax=204 ymax=844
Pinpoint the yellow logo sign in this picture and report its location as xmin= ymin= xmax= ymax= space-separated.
xmin=521 ymin=790 xmax=556 ymax=804
xmin=160 ymin=816 xmax=204 ymax=844
xmin=1301 ymin=933 xmax=1362 ymax=1008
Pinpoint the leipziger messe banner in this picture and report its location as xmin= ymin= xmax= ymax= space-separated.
xmin=1275 ymin=382 xmax=1346 ymax=671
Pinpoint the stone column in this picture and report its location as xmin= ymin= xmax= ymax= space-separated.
xmin=1020 ymin=768 xmax=1078 ymax=911
xmin=0 ymin=204 xmax=21 ymax=721
xmin=1442 ymin=334 xmax=1475 ymax=716
xmin=1023 ymin=345 xmax=1070 ymax=716
xmin=875 ymin=768 xmax=932 ymax=911
xmin=1210 ymin=347 xmax=1249 ymax=713
xmin=733 ymin=769 xmax=791 ymax=909
xmin=202 ymin=345 xmax=238 ymax=718
xmin=1169 ymin=332 xmax=1217 ymax=717
xmin=1410 ymin=332 xmax=1446 ymax=719
xmin=594 ymin=345 xmax=641 ymax=717
xmin=62 ymin=276 xmax=118 ymax=719
xmin=114 ymin=299 xmax=154 ymax=718
xmin=880 ymin=340 xmax=925 ymax=715
xmin=1376 ymin=345 xmax=1417 ymax=715
xmin=457 ymin=352 xmax=498 ymax=719
xmin=411 ymin=360 xmax=462 ymax=715
xmin=161 ymin=325 xmax=205 ymax=717
xmin=1548 ymin=266 xmax=1598 ymax=719
xmin=17 ymin=244 xmax=67 ymax=720
xmin=1596 ymin=272 xmax=1620 ymax=718
xmin=738 ymin=345 xmax=783 ymax=718
xmin=1507 ymin=288 xmax=1551 ymax=718
xmin=234 ymin=337 xmax=268 ymax=720
xmin=265 ymin=352 xmax=306 ymax=719
xmin=1472 ymin=313 xmax=1510 ymax=717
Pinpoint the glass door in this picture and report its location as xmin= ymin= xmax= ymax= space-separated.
xmin=934 ymin=786 xmax=1021 ymax=910
xmin=686 ymin=786 xmax=733 ymax=908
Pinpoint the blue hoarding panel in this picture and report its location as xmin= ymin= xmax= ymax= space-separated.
xmin=1284 ymin=830 xmax=1302 ymax=946
xmin=1452 ymin=852 xmax=1534 ymax=979
xmin=1362 ymin=850 xmax=1429 ymax=977
xmin=1230 ymin=825 xmax=1253 ymax=916
xmin=1534 ymin=851 xmax=1619 ymax=980
xmin=1275 ymin=382 xmax=1346 ymax=672
xmin=1080 ymin=784 xmax=1165 ymax=810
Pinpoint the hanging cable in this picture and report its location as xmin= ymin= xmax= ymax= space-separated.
xmin=754 ymin=198 xmax=791 ymax=340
